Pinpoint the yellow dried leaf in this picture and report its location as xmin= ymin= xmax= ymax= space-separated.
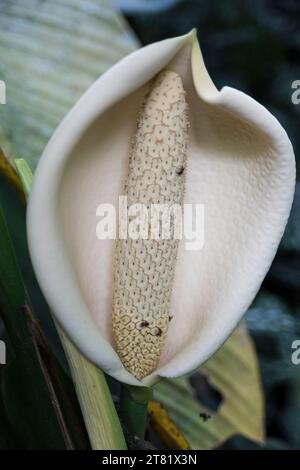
xmin=148 ymin=400 xmax=191 ymax=450
xmin=0 ymin=146 xmax=24 ymax=201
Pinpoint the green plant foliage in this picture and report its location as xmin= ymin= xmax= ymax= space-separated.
xmin=154 ymin=325 xmax=264 ymax=449
xmin=0 ymin=0 xmax=138 ymax=168
xmin=0 ymin=203 xmax=89 ymax=449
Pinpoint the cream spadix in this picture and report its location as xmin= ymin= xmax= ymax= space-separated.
xmin=27 ymin=30 xmax=295 ymax=387
xmin=112 ymin=70 xmax=188 ymax=380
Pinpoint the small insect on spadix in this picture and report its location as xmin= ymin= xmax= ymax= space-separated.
xmin=112 ymin=70 xmax=189 ymax=380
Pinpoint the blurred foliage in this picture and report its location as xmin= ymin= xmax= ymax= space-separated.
xmin=0 ymin=190 xmax=89 ymax=449
xmin=0 ymin=0 xmax=138 ymax=168
xmin=153 ymin=325 xmax=264 ymax=449
xmin=115 ymin=0 xmax=183 ymax=13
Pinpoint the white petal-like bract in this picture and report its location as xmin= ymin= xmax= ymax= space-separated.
xmin=27 ymin=31 xmax=295 ymax=386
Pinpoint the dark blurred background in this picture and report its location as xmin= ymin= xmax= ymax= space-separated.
xmin=119 ymin=0 xmax=300 ymax=450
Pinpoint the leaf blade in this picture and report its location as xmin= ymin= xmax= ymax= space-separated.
xmin=154 ymin=325 xmax=265 ymax=449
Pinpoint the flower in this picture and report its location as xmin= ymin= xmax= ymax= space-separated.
xmin=27 ymin=30 xmax=295 ymax=386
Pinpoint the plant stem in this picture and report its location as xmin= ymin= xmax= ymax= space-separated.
xmin=120 ymin=384 xmax=153 ymax=439
xmin=59 ymin=327 xmax=127 ymax=450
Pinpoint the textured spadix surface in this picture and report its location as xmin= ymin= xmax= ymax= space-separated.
xmin=27 ymin=31 xmax=295 ymax=386
xmin=112 ymin=70 xmax=188 ymax=380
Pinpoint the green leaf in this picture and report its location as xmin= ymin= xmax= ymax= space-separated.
xmin=0 ymin=204 xmax=75 ymax=448
xmin=0 ymin=0 xmax=138 ymax=169
xmin=14 ymin=158 xmax=32 ymax=197
xmin=153 ymin=325 xmax=265 ymax=449
xmin=0 ymin=150 xmax=91 ymax=449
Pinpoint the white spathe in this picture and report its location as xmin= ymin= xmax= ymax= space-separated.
xmin=27 ymin=30 xmax=295 ymax=386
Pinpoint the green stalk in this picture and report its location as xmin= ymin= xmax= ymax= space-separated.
xmin=14 ymin=158 xmax=33 ymax=196
xmin=15 ymin=158 xmax=127 ymax=450
xmin=120 ymin=384 xmax=153 ymax=439
xmin=58 ymin=328 xmax=126 ymax=450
